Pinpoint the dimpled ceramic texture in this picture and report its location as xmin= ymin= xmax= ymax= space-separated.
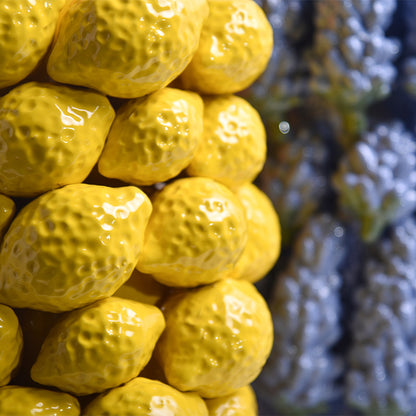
xmin=98 ymin=88 xmax=203 ymax=185
xmin=0 ymin=305 xmax=23 ymax=386
xmin=180 ymin=0 xmax=273 ymax=94
xmin=114 ymin=269 xmax=167 ymax=306
xmin=187 ymin=95 xmax=266 ymax=189
xmin=156 ymin=279 xmax=273 ymax=398
xmin=228 ymin=183 xmax=281 ymax=283
xmin=0 ymin=0 xmax=66 ymax=89
xmin=47 ymin=0 xmax=209 ymax=98
xmin=31 ymin=297 xmax=165 ymax=396
xmin=84 ymin=377 xmax=208 ymax=416
xmin=0 ymin=82 xmax=115 ymax=197
xmin=0 ymin=386 xmax=80 ymax=416
xmin=205 ymin=385 xmax=258 ymax=416
xmin=137 ymin=177 xmax=247 ymax=287
xmin=0 ymin=194 xmax=15 ymax=240
xmin=0 ymin=184 xmax=152 ymax=312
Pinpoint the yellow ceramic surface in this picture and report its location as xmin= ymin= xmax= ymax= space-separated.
xmin=187 ymin=95 xmax=266 ymax=189
xmin=228 ymin=183 xmax=281 ymax=283
xmin=0 ymin=194 xmax=15 ymax=240
xmin=137 ymin=177 xmax=247 ymax=287
xmin=156 ymin=279 xmax=273 ymax=398
xmin=205 ymin=385 xmax=258 ymax=416
xmin=0 ymin=386 xmax=80 ymax=416
xmin=84 ymin=377 xmax=208 ymax=416
xmin=47 ymin=0 xmax=209 ymax=98
xmin=99 ymin=88 xmax=203 ymax=185
xmin=31 ymin=297 xmax=165 ymax=396
xmin=180 ymin=0 xmax=273 ymax=94
xmin=0 ymin=82 xmax=115 ymax=197
xmin=0 ymin=184 xmax=152 ymax=312
xmin=113 ymin=269 xmax=167 ymax=306
xmin=0 ymin=0 xmax=66 ymax=89
xmin=0 ymin=304 xmax=23 ymax=386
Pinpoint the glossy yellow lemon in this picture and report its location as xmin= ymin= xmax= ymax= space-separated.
xmin=0 ymin=386 xmax=80 ymax=416
xmin=99 ymin=88 xmax=203 ymax=185
xmin=0 ymin=0 xmax=65 ymax=89
xmin=0 ymin=194 xmax=15 ymax=240
xmin=205 ymin=385 xmax=258 ymax=416
xmin=31 ymin=297 xmax=165 ymax=396
xmin=0 ymin=304 xmax=23 ymax=387
xmin=0 ymin=82 xmax=115 ymax=197
xmin=47 ymin=0 xmax=209 ymax=98
xmin=156 ymin=279 xmax=273 ymax=398
xmin=180 ymin=0 xmax=273 ymax=94
xmin=84 ymin=377 xmax=208 ymax=416
xmin=187 ymin=95 xmax=266 ymax=189
xmin=0 ymin=184 xmax=152 ymax=312
xmin=137 ymin=177 xmax=247 ymax=287
xmin=229 ymin=183 xmax=281 ymax=283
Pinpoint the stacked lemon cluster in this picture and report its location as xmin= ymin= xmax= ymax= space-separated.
xmin=0 ymin=0 xmax=279 ymax=414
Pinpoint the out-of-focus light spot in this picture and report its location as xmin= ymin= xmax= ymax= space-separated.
xmin=279 ymin=121 xmax=290 ymax=134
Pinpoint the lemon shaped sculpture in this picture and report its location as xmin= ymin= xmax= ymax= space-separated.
xmin=99 ymin=88 xmax=203 ymax=185
xmin=0 ymin=0 xmax=66 ymax=89
xmin=31 ymin=297 xmax=165 ymax=396
xmin=0 ymin=386 xmax=80 ymax=416
xmin=0 ymin=194 xmax=15 ymax=240
xmin=47 ymin=0 xmax=209 ymax=98
xmin=156 ymin=279 xmax=273 ymax=398
xmin=84 ymin=377 xmax=208 ymax=416
xmin=181 ymin=0 xmax=273 ymax=94
xmin=137 ymin=177 xmax=247 ymax=287
xmin=0 ymin=184 xmax=152 ymax=312
xmin=0 ymin=304 xmax=23 ymax=387
xmin=0 ymin=82 xmax=115 ymax=197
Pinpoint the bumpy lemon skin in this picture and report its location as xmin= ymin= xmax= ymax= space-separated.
xmin=0 ymin=386 xmax=80 ymax=416
xmin=47 ymin=0 xmax=209 ymax=98
xmin=156 ymin=279 xmax=273 ymax=398
xmin=31 ymin=297 xmax=165 ymax=396
xmin=0 ymin=0 xmax=66 ymax=89
xmin=0 ymin=184 xmax=152 ymax=312
xmin=0 ymin=82 xmax=115 ymax=197
xmin=84 ymin=377 xmax=208 ymax=416
xmin=180 ymin=0 xmax=273 ymax=95
xmin=113 ymin=268 xmax=167 ymax=306
xmin=98 ymin=88 xmax=203 ymax=185
xmin=205 ymin=385 xmax=258 ymax=416
xmin=137 ymin=177 xmax=247 ymax=287
xmin=187 ymin=95 xmax=266 ymax=189
xmin=228 ymin=183 xmax=281 ymax=283
xmin=0 ymin=304 xmax=23 ymax=387
xmin=0 ymin=194 xmax=15 ymax=240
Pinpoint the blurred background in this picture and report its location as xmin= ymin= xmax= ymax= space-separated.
xmin=245 ymin=1 xmax=416 ymax=415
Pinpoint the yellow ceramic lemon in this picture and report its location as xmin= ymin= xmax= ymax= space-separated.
xmin=47 ymin=0 xmax=209 ymax=98
xmin=84 ymin=377 xmax=208 ymax=416
xmin=187 ymin=95 xmax=266 ymax=189
xmin=229 ymin=183 xmax=281 ymax=283
xmin=205 ymin=385 xmax=258 ymax=416
xmin=0 ymin=386 xmax=80 ymax=416
xmin=137 ymin=177 xmax=247 ymax=287
xmin=31 ymin=297 xmax=165 ymax=396
xmin=0 ymin=184 xmax=152 ymax=312
xmin=99 ymin=88 xmax=203 ymax=185
xmin=0 ymin=0 xmax=66 ymax=89
xmin=0 ymin=194 xmax=15 ymax=240
xmin=113 ymin=269 xmax=167 ymax=306
xmin=0 ymin=82 xmax=115 ymax=197
xmin=181 ymin=0 xmax=273 ymax=94
xmin=0 ymin=304 xmax=23 ymax=387
xmin=156 ymin=279 xmax=273 ymax=398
